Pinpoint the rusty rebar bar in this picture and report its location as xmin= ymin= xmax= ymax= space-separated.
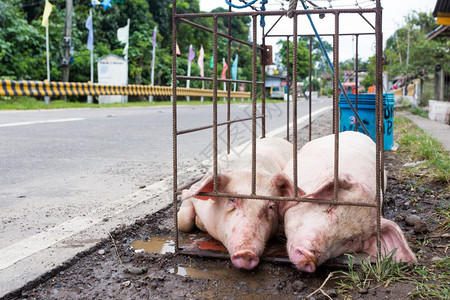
xmin=375 ymin=0 xmax=383 ymax=256
xmin=355 ymin=34 xmax=359 ymax=132
xmin=251 ymin=15 xmax=258 ymax=196
xmin=292 ymin=14 xmax=298 ymax=196
xmin=190 ymin=192 xmax=378 ymax=208
xmin=261 ymin=30 xmax=266 ymax=138
xmin=358 ymin=12 xmax=376 ymax=30
xmin=177 ymin=76 xmax=263 ymax=85
xmin=177 ymin=116 xmax=263 ymax=135
xmin=213 ymin=15 xmax=219 ymax=194
xmin=309 ymin=35 xmax=312 ymax=141
xmin=286 ymin=36 xmax=290 ymax=141
xmin=171 ymin=0 xmax=179 ymax=252
xmin=178 ymin=18 xmax=262 ymax=50
xmin=176 ymin=8 xmax=377 ymax=19
xmin=266 ymin=32 xmax=374 ymax=38
xmin=333 ymin=12 xmax=340 ymax=203
xmin=263 ymin=15 xmax=284 ymax=38
xmin=227 ymin=4 xmax=232 ymax=154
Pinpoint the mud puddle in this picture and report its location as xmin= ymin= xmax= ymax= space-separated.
xmin=131 ymin=237 xmax=176 ymax=254
xmin=168 ymin=264 xmax=276 ymax=289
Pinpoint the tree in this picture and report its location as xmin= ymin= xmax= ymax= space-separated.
xmin=0 ymin=1 xmax=49 ymax=80
xmin=361 ymin=55 xmax=376 ymax=90
xmin=384 ymin=11 xmax=448 ymax=78
xmin=300 ymin=37 xmax=333 ymax=75
xmin=0 ymin=0 xmax=263 ymax=99
xmin=276 ymin=37 xmax=333 ymax=83
xmin=277 ymin=39 xmax=310 ymax=81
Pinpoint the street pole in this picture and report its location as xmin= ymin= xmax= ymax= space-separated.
xmin=45 ymin=25 xmax=51 ymax=105
xmin=149 ymin=26 xmax=156 ymax=103
xmin=186 ymin=54 xmax=191 ymax=102
xmin=406 ymin=25 xmax=411 ymax=71
xmin=87 ymin=9 xmax=93 ymax=104
xmin=440 ymin=64 xmax=444 ymax=101
xmin=62 ymin=0 xmax=73 ymax=84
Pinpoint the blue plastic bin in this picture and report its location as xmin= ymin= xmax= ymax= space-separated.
xmin=339 ymin=93 xmax=395 ymax=151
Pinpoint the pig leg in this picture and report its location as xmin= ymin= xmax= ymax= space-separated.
xmin=177 ymin=198 xmax=196 ymax=232
xmin=177 ymin=199 xmax=207 ymax=232
xmin=195 ymin=215 xmax=206 ymax=232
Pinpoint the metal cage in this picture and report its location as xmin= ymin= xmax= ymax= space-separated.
xmin=171 ymin=0 xmax=385 ymax=261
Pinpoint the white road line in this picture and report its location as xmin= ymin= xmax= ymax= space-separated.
xmin=0 ymin=177 xmax=172 ymax=271
xmin=266 ymin=105 xmax=332 ymax=137
xmin=0 ymin=118 xmax=85 ymax=128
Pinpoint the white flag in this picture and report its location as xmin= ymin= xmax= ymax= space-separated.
xmin=41 ymin=0 xmax=53 ymax=27
xmin=117 ymin=19 xmax=130 ymax=60
xmin=197 ymin=45 xmax=204 ymax=77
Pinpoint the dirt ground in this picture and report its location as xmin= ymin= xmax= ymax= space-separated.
xmin=7 ymin=112 xmax=449 ymax=300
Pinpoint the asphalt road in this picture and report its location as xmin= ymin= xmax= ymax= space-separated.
xmin=0 ymin=97 xmax=332 ymax=297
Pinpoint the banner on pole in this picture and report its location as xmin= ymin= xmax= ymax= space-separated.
xmin=231 ymin=54 xmax=238 ymax=80
xmin=197 ymin=45 xmax=204 ymax=77
xmin=221 ymin=58 xmax=228 ymax=79
xmin=151 ymin=26 xmax=157 ymax=67
xmin=117 ymin=19 xmax=130 ymax=60
xmin=41 ymin=0 xmax=53 ymax=27
xmin=152 ymin=26 xmax=157 ymax=46
xmin=85 ymin=12 xmax=94 ymax=51
xmin=187 ymin=45 xmax=195 ymax=62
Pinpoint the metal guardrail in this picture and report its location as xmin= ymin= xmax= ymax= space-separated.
xmin=0 ymin=79 xmax=251 ymax=98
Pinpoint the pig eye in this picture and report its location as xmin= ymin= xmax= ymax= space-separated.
xmin=229 ymin=198 xmax=237 ymax=203
xmin=268 ymin=202 xmax=275 ymax=210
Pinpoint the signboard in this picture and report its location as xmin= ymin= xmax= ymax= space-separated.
xmin=97 ymin=54 xmax=128 ymax=104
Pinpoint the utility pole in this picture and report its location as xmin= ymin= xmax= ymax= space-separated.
xmin=62 ymin=0 xmax=73 ymax=82
xmin=395 ymin=33 xmax=402 ymax=65
xmin=406 ymin=24 xmax=411 ymax=71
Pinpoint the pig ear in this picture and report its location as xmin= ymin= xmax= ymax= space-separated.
xmin=182 ymin=172 xmax=231 ymax=201
xmin=362 ymin=218 xmax=417 ymax=263
xmin=271 ymin=173 xmax=306 ymax=198
xmin=306 ymin=175 xmax=354 ymax=200
xmin=272 ymin=173 xmax=306 ymax=216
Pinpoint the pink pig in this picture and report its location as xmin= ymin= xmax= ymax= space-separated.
xmin=281 ymin=131 xmax=417 ymax=273
xmin=178 ymin=137 xmax=296 ymax=269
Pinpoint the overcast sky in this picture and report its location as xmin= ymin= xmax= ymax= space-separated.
xmin=197 ymin=0 xmax=436 ymax=62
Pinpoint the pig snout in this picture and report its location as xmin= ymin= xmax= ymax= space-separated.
xmin=230 ymin=250 xmax=260 ymax=269
xmin=289 ymin=246 xmax=317 ymax=273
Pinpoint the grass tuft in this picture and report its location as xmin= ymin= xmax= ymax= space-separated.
xmin=433 ymin=200 xmax=450 ymax=233
xmin=410 ymin=106 xmax=428 ymax=118
xmin=336 ymin=250 xmax=406 ymax=293
xmin=408 ymin=256 xmax=450 ymax=299
xmin=395 ymin=116 xmax=450 ymax=185
xmin=337 ymin=252 xmax=450 ymax=298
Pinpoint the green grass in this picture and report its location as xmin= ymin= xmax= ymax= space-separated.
xmin=410 ymin=106 xmax=428 ymax=118
xmin=337 ymin=252 xmax=450 ymax=299
xmin=395 ymin=116 xmax=450 ymax=185
xmin=434 ymin=200 xmax=450 ymax=233
xmin=408 ymin=257 xmax=450 ymax=299
xmin=0 ymin=96 xmax=284 ymax=110
xmin=336 ymin=250 xmax=406 ymax=293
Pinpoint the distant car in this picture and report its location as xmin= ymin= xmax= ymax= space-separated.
xmin=269 ymin=86 xmax=284 ymax=99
